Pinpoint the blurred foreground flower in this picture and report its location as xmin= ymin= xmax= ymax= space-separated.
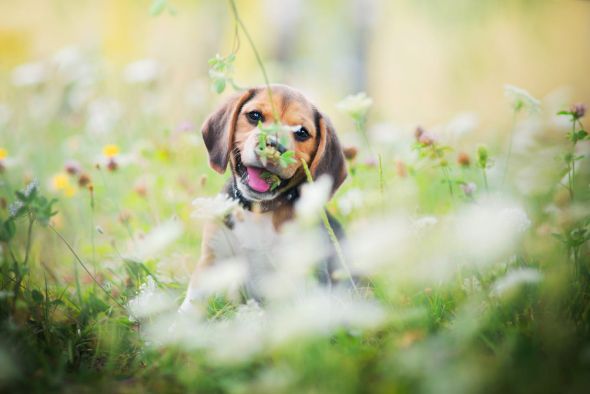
xmin=127 ymin=276 xmax=176 ymax=321
xmin=504 ymin=84 xmax=541 ymax=114
xmin=123 ymin=59 xmax=160 ymax=84
xmin=11 ymin=62 xmax=46 ymax=87
xmin=131 ymin=220 xmax=184 ymax=261
xmin=295 ymin=175 xmax=332 ymax=224
xmin=337 ymin=92 xmax=372 ymax=123
xmin=491 ymin=268 xmax=543 ymax=297
xmin=192 ymin=194 xmax=238 ymax=220
xmin=454 ymin=200 xmax=531 ymax=264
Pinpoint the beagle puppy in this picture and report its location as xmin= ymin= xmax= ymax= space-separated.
xmin=181 ymin=84 xmax=347 ymax=309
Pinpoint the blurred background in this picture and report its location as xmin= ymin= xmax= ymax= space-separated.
xmin=1 ymin=0 xmax=588 ymax=131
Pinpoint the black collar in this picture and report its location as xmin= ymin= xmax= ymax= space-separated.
xmin=229 ymin=179 xmax=300 ymax=213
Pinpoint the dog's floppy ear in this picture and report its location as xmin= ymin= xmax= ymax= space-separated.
xmin=310 ymin=111 xmax=348 ymax=195
xmin=201 ymin=89 xmax=256 ymax=173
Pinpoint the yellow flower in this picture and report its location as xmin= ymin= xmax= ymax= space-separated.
xmin=103 ymin=144 xmax=120 ymax=158
xmin=51 ymin=173 xmax=77 ymax=197
xmin=0 ymin=147 xmax=8 ymax=160
xmin=52 ymin=173 xmax=69 ymax=190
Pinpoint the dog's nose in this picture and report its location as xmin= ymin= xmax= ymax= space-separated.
xmin=265 ymin=135 xmax=287 ymax=154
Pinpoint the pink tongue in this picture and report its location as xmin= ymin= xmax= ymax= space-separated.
xmin=246 ymin=167 xmax=271 ymax=193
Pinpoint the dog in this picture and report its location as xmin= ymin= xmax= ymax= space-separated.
xmin=181 ymin=84 xmax=348 ymax=310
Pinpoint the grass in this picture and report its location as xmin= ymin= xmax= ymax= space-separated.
xmin=0 ymin=43 xmax=589 ymax=394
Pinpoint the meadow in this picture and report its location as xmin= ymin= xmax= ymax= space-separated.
xmin=1 ymin=1 xmax=589 ymax=393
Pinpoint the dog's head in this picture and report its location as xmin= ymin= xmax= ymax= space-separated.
xmin=202 ymin=84 xmax=347 ymax=203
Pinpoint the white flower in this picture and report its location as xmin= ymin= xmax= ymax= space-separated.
xmin=461 ymin=182 xmax=477 ymax=197
xmin=336 ymin=92 xmax=373 ymax=121
xmin=453 ymin=200 xmax=531 ymax=264
xmin=86 ymin=98 xmax=122 ymax=135
xmin=491 ymin=268 xmax=543 ymax=297
xmin=131 ymin=220 xmax=183 ymax=261
xmin=504 ymin=84 xmax=541 ymax=114
xmin=127 ymin=276 xmax=177 ymax=320
xmin=295 ymin=175 xmax=333 ymax=224
xmin=445 ymin=112 xmax=478 ymax=139
xmin=413 ymin=216 xmax=438 ymax=232
xmin=191 ymin=257 xmax=249 ymax=300
xmin=123 ymin=59 xmax=161 ymax=84
xmin=191 ymin=194 xmax=238 ymax=220
xmin=11 ymin=62 xmax=46 ymax=87
xmin=500 ymin=207 xmax=531 ymax=233
xmin=269 ymin=289 xmax=385 ymax=346
xmin=337 ymin=188 xmax=363 ymax=215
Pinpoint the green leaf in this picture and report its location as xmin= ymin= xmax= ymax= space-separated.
xmin=557 ymin=110 xmax=572 ymax=116
xmin=31 ymin=289 xmax=44 ymax=304
xmin=0 ymin=219 xmax=16 ymax=242
xmin=150 ymin=0 xmax=167 ymax=16
xmin=279 ymin=150 xmax=297 ymax=167
xmin=213 ymin=78 xmax=226 ymax=94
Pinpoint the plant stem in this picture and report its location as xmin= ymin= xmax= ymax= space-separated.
xmin=502 ymin=109 xmax=519 ymax=186
xmin=301 ymin=160 xmax=359 ymax=295
xmin=441 ymin=166 xmax=454 ymax=199
xmin=481 ymin=168 xmax=489 ymax=194
xmin=569 ymin=119 xmax=577 ymax=201
xmin=378 ymin=153 xmax=384 ymax=197
xmin=49 ymin=224 xmax=125 ymax=309
xmin=23 ymin=212 xmax=35 ymax=267
xmin=228 ymin=0 xmax=279 ymax=122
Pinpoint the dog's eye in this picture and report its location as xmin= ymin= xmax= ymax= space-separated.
xmin=246 ymin=111 xmax=264 ymax=123
xmin=293 ymin=127 xmax=311 ymax=142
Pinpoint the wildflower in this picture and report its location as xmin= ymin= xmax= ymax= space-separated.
xmin=491 ymin=268 xmax=543 ymax=297
xmin=0 ymin=148 xmax=7 ymax=172
xmin=8 ymin=200 xmax=24 ymax=218
xmin=504 ymin=84 xmax=541 ymax=114
xmin=337 ymin=188 xmax=363 ymax=216
xmin=131 ymin=220 xmax=183 ymax=261
xmin=23 ymin=180 xmax=38 ymax=198
xmin=413 ymin=216 xmax=438 ymax=232
xmin=476 ymin=145 xmax=489 ymax=169
xmin=295 ymin=175 xmax=332 ymax=224
xmin=11 ymin=62 xmax=46 ymax=87
xmin=454 ymin=200 xmax=531 ymax=264
xmin=570 ymin=103 xmax=586 ymax=120
xmin=134 ymin=179 xmax=148 ymax=197
xmin=190 ymin=257 xmax=248 ymax=300
xmin=127 ymin=276 xmax=176 ymax=320
xmin=51 ymin=173 xmax=76 ymax=197
xmin=336 ymin=92 xmax=373 ymax=122
xmin=342 ymin=146 xmax=358 ymax=161
xmin=192 ymin=194 xmax=238 ymax=220
xmin=107 ymin=159 xmax=118 ymax=172
xmin=86 ymin=99 xmax=122 ymax=135
xmin=102 ymin=144 xmax=120 ymax=158
xmin=64 ymin=160 xmax=81 ymax=175
xmin=461 ymin=182 xmax=477 ymax=197
xmin=78 ymin=173 xmax=91 ymax=188
xmin=123 ymin=59 xmax=160 ymax=84
xmin=396 ymin=160 xmax=407 ymax=177
xmin=457 ymin=152 xmax=471 ymax=167
xmin=176 ymin=121 xmax=194 ymax=133
xmin=445 ymin=112 xmax=478 ymax=138
xmin=415 ymin=126 xmax=435 ymax=146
